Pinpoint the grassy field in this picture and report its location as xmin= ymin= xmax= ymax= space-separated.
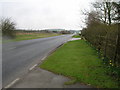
xmin=14 ymin=33 xmax=61 ymax=41
xmin=40 ymin=40 xmax=118 ymax=88
xmin=3 ymin=33 xmax=61 ymax=43
xmin=72 ymin=35 xmax=81 ymax=38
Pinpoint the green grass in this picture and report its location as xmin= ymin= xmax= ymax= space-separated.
xmin=40 ymin=40 xmax=118 ymax=88
xmin=14 ymin=33 xmax=61 ymax=41
xmin=72 ymin=35 xmax=81 ymax=38
xmin=3 ymin=33 xmax=61 ymax=43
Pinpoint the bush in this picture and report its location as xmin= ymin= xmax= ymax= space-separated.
xmin=0 ymin=18 xmax=16 ymax=38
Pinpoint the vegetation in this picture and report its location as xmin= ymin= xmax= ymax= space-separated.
xmin=0 ymin=18 xmax=72 ymax=42
xmin=0 ymin=18 xmax=16 ymax=38
xmin=40 ymin=40 xmax=118 ymax=88
xmin=81 ymin=1 xmax=120 ymax=86
xmin=2 ymin=32 xmax=62 ymax=43
xmin=1 ymin=20 xmax=71 ymax=42
xmin=91 ymin=1 xmax=120 ymax=25
xmin=72 ymin=35 xmax=81 ymax=38
xmin=14 ymin=32 xmax=61 ymax=41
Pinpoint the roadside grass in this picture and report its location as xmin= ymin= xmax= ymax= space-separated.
xmin=72 ymin=35 xmax=81 ymax=38
xmin=3 ymin=33 xmax=61 ymax=43
xmin=40 ymin=40 xmax=118 ymax=88
xmin=14 ymin=33 xmax=61 ymax=41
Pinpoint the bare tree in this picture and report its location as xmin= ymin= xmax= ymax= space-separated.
xmin=105 ymin=2 xmax=113 ymax=25
xmin=86 ymin=10 xmax=101 ymax=27
xmin=92 ymin=1 xmax=115 ymax=25
xmin=112 ymin=1 xmax=120 ymax=22
xmin=92 ymin=2 xmax=107 ymax=23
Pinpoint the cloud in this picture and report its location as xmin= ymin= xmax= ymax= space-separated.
xmin=1 ymin=0 xmax=94 ymax=30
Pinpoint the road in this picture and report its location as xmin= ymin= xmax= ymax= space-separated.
xmin=2 ymin=35 xmax=72 ymax=87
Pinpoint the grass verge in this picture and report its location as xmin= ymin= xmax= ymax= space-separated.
xmin=72 ymin=35 xmax=81 ymax=38
xmin=40 ymin=40 xmax=118 ymax=88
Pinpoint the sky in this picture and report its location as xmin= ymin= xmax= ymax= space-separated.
xmin=0 ymin=0 xmax=95 ymax=30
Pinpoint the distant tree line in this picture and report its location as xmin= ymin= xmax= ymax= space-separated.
xmin=81 ymin=1 xmax=120 ymax=83
xmin=0 ymin=18 xmax=72 ymax=39
xmin=15 ymin=29 xmax=71 ymax=34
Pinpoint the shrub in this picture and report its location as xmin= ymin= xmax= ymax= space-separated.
xmin=0 ymin=18 xmax=16 ymax=38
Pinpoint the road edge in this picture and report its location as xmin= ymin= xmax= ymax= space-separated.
xmin=3 ymin=39 xmax=71 ymax=89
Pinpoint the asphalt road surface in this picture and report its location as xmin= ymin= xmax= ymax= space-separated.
xmin=2 ymin=35 xmax=72 ymax=87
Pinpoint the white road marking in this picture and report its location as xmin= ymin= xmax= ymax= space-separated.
xmin=41 ymin=56 xmax=47 ymax=61
xmin=8 ymin=47 xmax=16 ymax=50
xmin=69 ymin=38 xmax=81 ymax=41
xmin=29 ymin=64 xmax=37 ymax=71
xmin=5 ymin=78 xmax=20 ymax=88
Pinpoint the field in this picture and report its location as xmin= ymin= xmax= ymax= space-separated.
xmin=14 ymin=32 xmax=61 ymax=41
xmin=3 ymin=32 xmax=62 ymax=43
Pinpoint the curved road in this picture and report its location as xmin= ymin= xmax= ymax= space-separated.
xmin=2 ymin=35 xmax=72 ymax=87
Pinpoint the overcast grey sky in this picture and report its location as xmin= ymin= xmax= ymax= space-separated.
xmin=0 ymin=0 xmax=95 ymax=30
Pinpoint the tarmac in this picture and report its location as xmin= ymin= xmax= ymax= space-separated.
xmin=11 ymin=67 xmax=92 ymax=88
xmin=7 ymin=38 xmax=93 ymax=88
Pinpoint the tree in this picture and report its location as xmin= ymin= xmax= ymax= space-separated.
xmin=112 ymin=1 xmax=120 ymax=22
xmin=92 ymin=1 xmax=115 ymax=25
xmin=86 ymin=10 xmax=101 ymax=28
xmin=0 ymin=18 xmax=16 ymax=38
xmin=92 ymin=2 xmax=107 ymax=23
xmin=105 ymin=2 xmax=113 ymax=25
xmin=112 ymin=1 xmax=120 ymax=65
